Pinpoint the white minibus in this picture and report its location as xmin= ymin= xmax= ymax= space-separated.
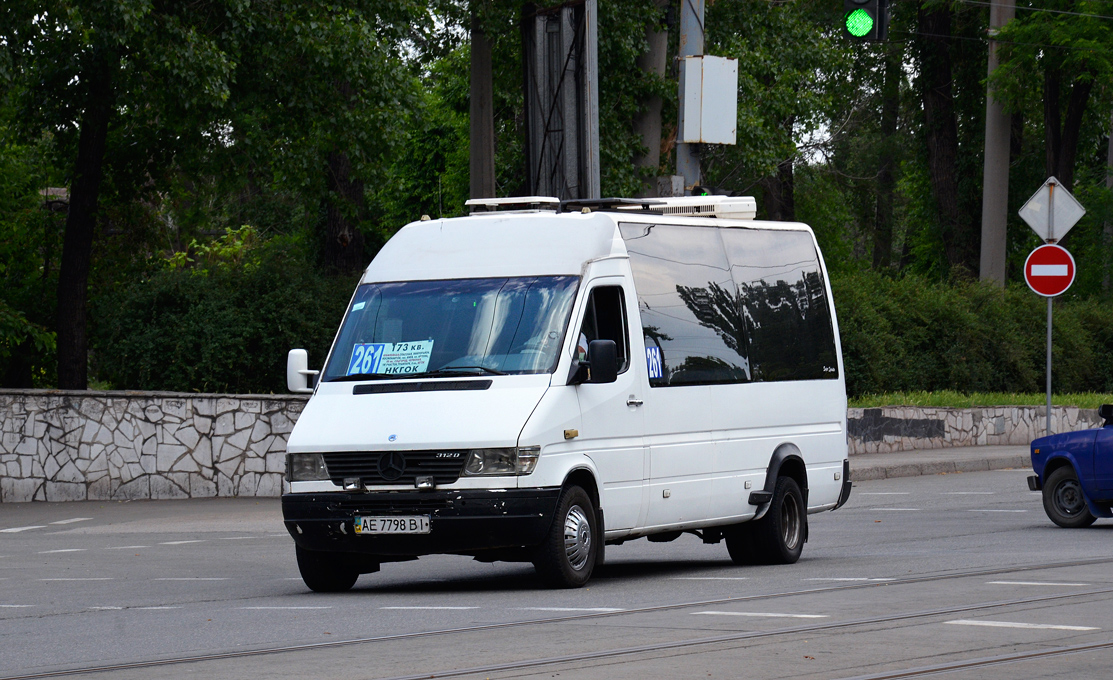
xmin=283 ymin=196 xmax=851 ymax=590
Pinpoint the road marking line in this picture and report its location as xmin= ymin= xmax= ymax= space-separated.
xmin=89 ymin=607 xmax=123 ymax=610
xmin=806 ymin=577 xmax=893 ymax=582
xmin=154 ymin=578 xmax=229 ymax=581
xmin=380 ymin=606 xmax=480 ymax=610
xmin=159 ymin=540 xmax=205 ymax=545
xmin=968 ymin=509 xmax=1027 ymax=513
xmin=694 ymin=611 xmax=828 ymax=619
xmin=105 ymin=545 xmax=148 ymax=550
xmin=0 ymin=605 xmax=34 ymax=608
xmin=517 ymin=607 xmax=625 ymax=612
xmin=672 ymin=577 xmax=750 ymax=581
xmin=945 ymin=619 xmax=1098 ymax=631
xmin=988 ymin=581 xmax=1090 ymax=587
xmin=50 ymin=518 xmax=93 ymax=525
xmin=874 ymin=508 xmax=920 ymax=511
xmin=37 ymin=549 xmax=87 ymax=554
xmin=240 ymin=606 xmax=332 ymax=610
xmin=940 ymin=492 xmax=995 ymax=495
xmin=137 ymin=606 xmax=181 ymax=610
xmin=219 ymin=537 xmax=259 ymax=540
xmin=38 ymin=578 xmax=113 ymax=581
xmin=858 ymin=492 xmax=909 ymax=495
xmin=0 ymin=526 xmax=46 ymax=533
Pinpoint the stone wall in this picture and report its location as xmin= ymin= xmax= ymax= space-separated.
xmin=1 ymin=389 xmax=1107 ymax=502
xmin=0 ymin=390 xmax=306 ymax=503
xmin=847 ymin=405 xmax=1103 ymax=453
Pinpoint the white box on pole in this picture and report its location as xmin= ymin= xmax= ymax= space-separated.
xmin=678 ymin=55 xmax=738 ymax=145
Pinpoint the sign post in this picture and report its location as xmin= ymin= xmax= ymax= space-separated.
xmin=1019 ymin=177 xmax=1085 ymax=437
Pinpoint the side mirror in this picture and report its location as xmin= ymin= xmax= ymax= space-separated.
xmin=586 ymin=340 xmax=618 ymax=384
xmin=287 ymin=349 xmax=319 ymax=393
xmin=1101 ymin=404 xmax=1113 ymax=427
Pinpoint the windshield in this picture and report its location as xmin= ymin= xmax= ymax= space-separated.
xmin=322 ymin=276 xmax=580 ymax=381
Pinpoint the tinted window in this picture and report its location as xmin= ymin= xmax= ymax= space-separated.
xmin=619 ymin=223 xmax=749 ymax=386
xmin=719 ymin=228 xmax=838 ymax=381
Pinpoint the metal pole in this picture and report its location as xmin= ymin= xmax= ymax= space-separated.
xmin=583 ymin=0 xmax=600 ymax=199
xmin=1046 ymin=180 xmax=1055 ymax=437
xmin=979 ymin=0 xmax=1015 ymax=287
xmin=676 ymin=0 xmax=704 ymax=193
xmin=1047 ymin=296 xmax=1052 ymax=436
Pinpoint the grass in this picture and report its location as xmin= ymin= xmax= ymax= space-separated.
xmin=849 ymin=391 xmax=1113 ymax=409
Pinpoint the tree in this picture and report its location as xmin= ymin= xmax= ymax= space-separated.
xmin=1 ymin=2 xmax=421 ymax=387
xmin=992 ymin=0 xmax=1113 ymax=194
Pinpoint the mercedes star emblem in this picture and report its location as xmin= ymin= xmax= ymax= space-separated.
xmin=377 ymin=451 xmax=406 ymax=481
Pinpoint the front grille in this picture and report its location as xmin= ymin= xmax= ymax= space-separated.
xmin=322 ymin=450 xmax=468 ymax=486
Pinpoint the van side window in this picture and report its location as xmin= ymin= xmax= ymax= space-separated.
xmin=719 ymin=229 xmax=839 ymax=381
xmin=620 ymin=222 xmax=838 ymax=386
xmin=619 ymin=224 xmax=750 ymax=386
xmin=576 ymin=286 xmax=630 ymax=373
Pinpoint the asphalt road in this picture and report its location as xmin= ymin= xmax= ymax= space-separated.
xmin=4 ymin=467 xmax=1113 ymax=679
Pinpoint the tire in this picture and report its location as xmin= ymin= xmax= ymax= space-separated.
xmin=533 ymin=485 xmax=598 ymax=588
xmin=1043 ymin=466 xmax=1097 ymax=528
xmin=296 ymin=546 xmax=360 ymax=592
xmin=724 ymin=522 xmax=757 ymax=565
xmin=732 ymin=476 xmax=806 ymax=565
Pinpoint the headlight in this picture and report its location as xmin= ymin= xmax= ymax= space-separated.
xmin=463 ymin=446 xmax=540 ymax=476
xmin=286 ymin=453 xmax=330 ymax=481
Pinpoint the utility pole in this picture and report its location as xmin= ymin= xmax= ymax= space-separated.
xmin=1105 ymin=110 xmax=1113 ymax=291
xmin=978 ymin=0 xmax=1015 ymax=286
xmin=676 ymin=0 xmax=704 ymax=194
xmin=469 ymin=11 xmax=496 ymax=199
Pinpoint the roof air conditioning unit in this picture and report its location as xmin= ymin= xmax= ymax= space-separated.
xmin=643 ymin=195 xmax=757 ymax=220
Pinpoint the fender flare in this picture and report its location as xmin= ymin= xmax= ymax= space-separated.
xmin=752 ymin=443 xmax=808 ymax=521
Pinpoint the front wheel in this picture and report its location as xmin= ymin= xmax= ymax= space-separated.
xmin=533 ymin=485 xmax=598 ymax=588
xmin=1043 ymin=466 xmax=1097 ymax=528
xmin=296 ymin=546 xmax=360 ymax=592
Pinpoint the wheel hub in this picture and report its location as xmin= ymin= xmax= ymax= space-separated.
xmin=1055 ymin=480 xmax=1086 ymax=516
xmin=564 ymin=504 xmax=592 ymax=570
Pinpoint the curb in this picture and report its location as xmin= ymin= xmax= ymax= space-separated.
xmin=850 ymin=455 xmax=1030 ymax=481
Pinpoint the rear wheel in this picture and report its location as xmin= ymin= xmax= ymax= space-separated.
xmin=533 ymin=485 xmax=598 ymax=588
xmin=296 ymin=546 xmax=360 ymax=592
xmin=1043 ymin=466 xmax=1097 ymax=528
xmin=730 ymin=477 xmax=806 ymax=565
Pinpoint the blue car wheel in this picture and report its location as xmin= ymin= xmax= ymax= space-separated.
xmin=1042 ymin=466 xmax=1097 ymax=528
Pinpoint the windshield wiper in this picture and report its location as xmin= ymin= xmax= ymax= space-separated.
xmin=424 ymin=366 xmax=508 ymax=376
xmin=326 ymin=366 xmax=507 ymax=382
xmin=327 ymin=373 xmax=402 ymax=383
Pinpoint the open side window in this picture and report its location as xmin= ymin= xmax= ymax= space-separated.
xmin=575 ymin=285 xmax=630 ymax=374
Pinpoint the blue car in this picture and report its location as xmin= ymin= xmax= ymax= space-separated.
xmin=1028 ymin=404 xmax=1113 ymax=527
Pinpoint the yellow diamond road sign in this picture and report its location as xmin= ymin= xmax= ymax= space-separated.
xmin=1018 ymin=176 xmax=1086 ymax=243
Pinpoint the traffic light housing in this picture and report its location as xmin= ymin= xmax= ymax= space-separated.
xmin=843 ymin=0 xmax=889 ymax=41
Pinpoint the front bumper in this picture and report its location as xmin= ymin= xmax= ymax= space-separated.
xmin=281 ymin=488 xmax=561 ymax=556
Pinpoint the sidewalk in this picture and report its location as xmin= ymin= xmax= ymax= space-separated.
xmin=849 ymin=444 xmax=1030 ymax=481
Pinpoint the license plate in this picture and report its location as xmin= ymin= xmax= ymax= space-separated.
xmin=354 ymin=516 xmax=430 ymax=535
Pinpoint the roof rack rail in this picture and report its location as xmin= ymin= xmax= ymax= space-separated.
xmin=465 ymin=196 xmax=560 ymax=213
xmin=559 ymin=198 xmax=664 ymax=213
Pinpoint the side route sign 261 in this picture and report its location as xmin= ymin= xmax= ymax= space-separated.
xmin=1024 ymin=244 xmax=1076 ymax=297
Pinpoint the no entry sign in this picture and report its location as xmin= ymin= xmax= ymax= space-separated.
xmin=1024 ymin=244 xmax=1075 ymax=297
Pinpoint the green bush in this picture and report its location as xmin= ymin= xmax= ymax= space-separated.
xmin=833 ymin=271 xmax=1113 ymax=398
xmin=92 ymin=233 xmax=355 ymax=394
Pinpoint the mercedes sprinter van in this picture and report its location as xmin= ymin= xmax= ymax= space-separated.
xmin=282 ymin=196 xmax=851 ymax=590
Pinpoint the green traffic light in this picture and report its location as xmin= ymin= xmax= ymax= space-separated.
xmin=845 ymin=8 xmax=874 ymax=37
